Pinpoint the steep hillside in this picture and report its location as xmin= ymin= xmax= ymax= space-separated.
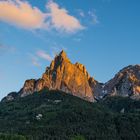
xmin=0 ymin=89 xmax=140 ymax=140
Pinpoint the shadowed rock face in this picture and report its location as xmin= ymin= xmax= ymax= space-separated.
xmin=19 ymin=50 xmax=98 ymax=102
xmin=1 ymin=92 xmax=18 ymax=102
xmin=104 ymin=65 xmax=140 ymax=99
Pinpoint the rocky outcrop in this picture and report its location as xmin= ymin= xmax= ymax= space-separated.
xmin=18 ymin=50 xmax=98 ymax=102
xmin=1 ymin=92 xmax=18 ymax=102
xmin=104 ymin=65 xmax=140 ymax=99
xmin=19 ymin=79 xmax=36 ymax=97
xmin=89 ymin=78 xmax=104 ymax=100
xmin=2 ymin=50 xmax=140 ymax=102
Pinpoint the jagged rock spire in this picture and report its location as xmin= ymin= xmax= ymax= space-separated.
xmin=50 ymin=50 xmax=70 ymax=70
xmin=55 ymin=50 xmax=70 ymax=63
xmin=59 ymin=50 xmax=67 ymax=59
xmin=17 ymin=50 xmax=96 ymax=102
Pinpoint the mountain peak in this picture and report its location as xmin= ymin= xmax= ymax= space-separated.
xmin=3 ymin=49 xmax=140 ymax=102
xmin=105 ymin=64 xmax=140 ymax=98
xmin=49 ymin=50 xmax=70 ymax=70
xmin=56 ymin=50 xmax=69 ymax=62
xmin=59 ymin=50 xmax=67 ymax=58
xmin=14 ymin=50 xmax=96 ymax=102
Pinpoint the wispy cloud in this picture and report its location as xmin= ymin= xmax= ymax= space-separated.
xmin=31 ymin=56 xmax=40 ymax=67
xmin=73 ymin=38 xmax=81 ymax=42
xmin=28 ymin=53 xmax=41 ymax=67
xmin=0 ymin=0 xmax=84 ymax=33
xmin=77 ymin=9 xmax=99 ymax=25
xmin=28 ymin=50 xmax=53 ymax=67
xmin=88 ymin=10 xmax=99 ymax=24
xmin=77 ymin=9 xmax=85 ymax=17
xmin=36 ymin=50 xmax=53 ymax=62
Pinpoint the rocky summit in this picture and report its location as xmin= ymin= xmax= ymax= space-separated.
xmin=2 ymin=51 xmax=140 ymax=102
xmin=4 ymin=50 xmax=100 ymax=102
xmin=104 ymin=65 xmax=140 ymax=99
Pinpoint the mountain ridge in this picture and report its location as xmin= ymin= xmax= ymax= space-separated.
xmin=2 ymin=50 xmax=140 ymax=102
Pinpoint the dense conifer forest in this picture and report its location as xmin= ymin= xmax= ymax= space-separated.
xmin=0 ymin=90 xmax=140 ymax=140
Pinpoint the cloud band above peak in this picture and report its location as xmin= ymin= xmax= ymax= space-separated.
xmin=0 ymin=0 xmax=84 ymax=33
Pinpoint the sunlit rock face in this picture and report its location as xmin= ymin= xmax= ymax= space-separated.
xmin=19 ymin=79 xmax=36 ymax=97
xmin=19 ymin=50 xmax=97 ymax=102
xmin=3 ymin=50 xmax=140 ymax=102
xmin=104 ymin=65 xmax=140 ymax=99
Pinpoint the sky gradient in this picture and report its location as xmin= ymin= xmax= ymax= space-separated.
xmin=0 ymin=0 xmax=140 ymax=99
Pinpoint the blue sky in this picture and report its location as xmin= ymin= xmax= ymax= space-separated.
xmin=0 ymin=0 xmax=140 ymax=99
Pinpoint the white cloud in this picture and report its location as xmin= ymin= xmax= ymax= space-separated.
xmin=0 ymin=0 xmax=84 ymax=33
xmin=0 ymin=0 xmax=47 ymax=29
xmin=36 ymin=50 xmax=53 ymax=62
xmin=47 ymin=1 xmax=84 ymax=33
